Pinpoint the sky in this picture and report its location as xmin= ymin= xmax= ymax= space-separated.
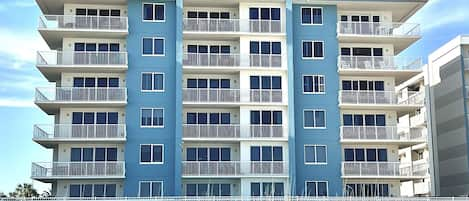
xmin=0 ymin=0 xmax=468 ymax=195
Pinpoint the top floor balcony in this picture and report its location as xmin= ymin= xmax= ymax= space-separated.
xmin=183 ymin=19 xmax=284 ymax=38
xmin=337 ymin=22 xmax=421 ymax=54
xmin=38 ymin=15 xmax=128 ymax=49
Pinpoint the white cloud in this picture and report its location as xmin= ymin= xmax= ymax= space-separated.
xmin=409 ymin=0 xmax=469 ymax=32
xmin=0 ymin=98 xmax=34 ymax=108
xmin=0 ymin=0 xmax=36 ymax=11
xmin=0 ymin=29 xmax=48 ymax=70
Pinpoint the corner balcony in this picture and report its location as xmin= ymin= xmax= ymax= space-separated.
xmin=33 ymin=124 xmax=126 ymax=148
xmin=340 ymin=126 xmax=426 ymax=147
xmin=342 ymin=162 xmax=426 ymax=180
xmin=38 ymin=15 xmax=128 ymax=49
xmin=182 ymin=53 xmax=283 ymax=72
xmin=337 ymin=22 xmax=421 ymax=53
xmin=35 ymin=87 xmax=127 ymax=115
xmin=182 ymin=161 xmax=288 ymax=178
xmin=37 ymin=51 xmax=128 ymax=82
xmin=410 ymin=112 xmax=427 ymax=127
xmin=183 ymin=18 xmax=284 ymax=39
xmin=339 ymin=90 xmax=424 ymax=112
xmin=31 ymin=161 xmax=125 ymax=182
xmin=338 ymin=56 xmax=422 ymax=84
xmin=182 ymin=124 xmax=286 ymax=141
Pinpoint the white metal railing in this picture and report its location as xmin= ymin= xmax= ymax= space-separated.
xmin=410 ymin=112 xmax=427 ymax=127
xmin=338 ymin=56 xmax=422 ymax=71
xmin=340 ymin=126 xmax=425 ymax=142
xmin=37 ymin=51 xmax=128 ymax=66
xmin=337 ymin=22 xmax=420 ymax=37
xmin=342 ymin=162 xmax=426 ymax=177
xmin=339 ymin=90 xmax=423 ymax=105
xmin=33 ymin=124 xmax=126 ymax=140
xmin=31 ymin=161 xmax=125 ymax=178
xmin=6 ymin=197 xmax=469 ymax=200
xmin=183 ymin=53 xmax=240 ymax=66
xmin=39 ymin=15 xmax=128 ymax=31
xmin=464 ymin=58 xmax=469 ymax=70
xmin=250 ymin=89 xmax=283 ymax=103
xmin=250 ymin=125 xmax=284 ymax=138
xmin=249 ymin=54 xmax=282 ymax=68
xmin=183 ymin=18 xmax=282 ymax=33
xmin=35 ymin=87 xmax=127 ymax=103
xmin=182 ymin=161 xmax=288 ymax=176
xmin=183 ymin=88 xmax=240 ymax=103
xmin=183 ymin=124 xmax=240 ymax=138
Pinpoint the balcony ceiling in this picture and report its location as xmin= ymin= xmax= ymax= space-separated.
xmin=36 ymin=0 xmax=127 ymax=15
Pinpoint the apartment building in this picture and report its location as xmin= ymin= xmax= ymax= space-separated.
xmin=31 ymin=0 xmax=429 ymax=197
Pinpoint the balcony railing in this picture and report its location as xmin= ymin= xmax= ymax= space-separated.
xmin=37 ymin=51 xmax=128 ymax=66
xmin=250 ymin=125 xmax=284 ymax=138
xmin=183 ymin=88 xmax=240 ymax=103
xmin=39 ymin=15 xmax=128 ymax=31
xmin=337 ymin=22 xmax=420 ymax=37
xmin=182 ymin=161 xmax=288 ymax=177
xmin=340 ymin=126 xmax=425 ymax=142
xmin=31 ymin=161 xmax=125 ymax=178
xmin=464 ymin=58 xmax=469 ymax=70
xmin=342 ymin=162 xmax=426 ymax=178
xmin=183 ymin=53 xmax=282 ymax=68
xmin=339 ymin=90 xmax=423 ymax=105
xmin=410 ymin=112 xmax=426 ymax=127
xmin=183 ymin=18 xmax=282 ymax=33
xmin=35 ymin=87 xmax=127 ymax=103
xmin=33 ymin=124 xmax=126 ymax=141
xmin=338 ymin=56 xmax=422 ymax=71
xmin=250 ymin=89 xmax=283 ymax=103
xmin=183 ymin=124 xmax=240 ymax=138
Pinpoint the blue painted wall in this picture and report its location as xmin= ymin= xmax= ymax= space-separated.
xmin=125 ymin=0 xmax=179 ymax=196
xmin=292 ymin=4 xmax=342 ymax=196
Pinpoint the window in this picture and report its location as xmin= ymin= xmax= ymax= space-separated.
xmin=142 ymin=37 xmax=165 ymax=56
xmin=70 ymin=147 xmax=117 ymax=162
xmin=140 ymin=144 xmax=163 ymax=163
xmin=302 ymin=7 xmax=322 ymax=25
xmin=304 ymin=145 xmax=327 ymax=164
xmin=345 ymin=183 xmax=389 ymax=197
xmin=249 ymin=8 xmax=280 ymax=20
xmin=342 ymin=80 xmax=385 ymax=91
xmin=304 ymin=110 xmax=326 ymax=128
xmin=186 ymin=147 xmax=231 ymax=161
xmin=250 ymin=76 xmax=281 ymax=90
xmin=187 ymin=11 xmax=230 ymax=19
xmin=305 ymin=181 xmax=328 ymax=196
xmin=141 ymin=108 xmax=164 ymax=127
xmin=187 ymin=78 xmax=230 ymax=89
xmin=250 ymin=182 xmax=284 ymax=196
xmin=303 ymin=75 xmax=325 ymax=94
xmin=143 ymin=3 xmax=165 ymax=21
xmin=69 ymin=184 xmax=116 ymax=197
xmin=72 ymin=112 xmax=118 ymax=125
xmin=185 ymin=184 xmax=231 ymax=196
xmin=250 ymin=146 xmax=283 ymax=161
xmin=139 ymin=181 xmax=163 ymax=197
xmin=73 ymin=77 xmax=119 ymax=88
xmin=250 ymin=110 xmax=282 ymax=125
xmin=186 ymin=112 xmax=231 ymax=124
xmin=249 ymin=41 xmax=281 ymax=55
xmin=344 ymin=148 xmax=387 ymax=162
xmin=142 ymin=73 xmax=164 ymax=91
xmin=303 ymin=41 xmax=324 ymax=59
xmin=342 ymin=114 xmax=386 ymax=126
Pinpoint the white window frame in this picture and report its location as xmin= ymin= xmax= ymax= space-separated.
xmin=141 ymin=72 xmax=165 ymax=92
xmin=303 ymin=75 xmax=326 ymax=94
xmin=304 ymin=144 xmax=327 ymax=165
xmin=69 ymin=184 xmax=117 ymax=197
xmin=302 ymin=40 xmax=325 ymax=60
xmin=138 ymin=181 xmax=164 ymax=197
xmin=142 ymin=3 xmax=166 ymax=22
xmin=142 ymin=37 xmax=165 ymax=56
xmin=303 ymin=109 xmax=327 ymax=129
xmin=140 ymin=108 xmax=165 ymax=128
xmin=304 ymin=181 xmax=329 ymax=197
xmin=140 ymin=144 xmax=164 ymax=164
xmin=301 ymin=7 xmax=323 ymax=25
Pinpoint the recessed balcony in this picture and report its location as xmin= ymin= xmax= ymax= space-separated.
xmin=342 ymin=162 xmax=426 ymax=180
xmin=340 ymin=126 xmax=426 ymax=147
xmin=182 ymin=53 xmax=283 ymax=72
xmin=182 ymin=89 xmax=283 ymax=106
xmin=337 ymin=22 xmax=421 ymax=53
xmin=33 ymin=124 xmax=126 ymax=148
xmin=31 ymin=161 xmax=125 ymax=182
xmin=183 ymin=18 xmax=284 ymax=38
xmin=38 ymin=15 xmax=128 ymax=49
xmin=35 ymin=87 xmax=127 ymax=114
xmin=182 ymin=161 xmax=288 ymax=178
xmin=37 ymin=51 xmax=128 ymax=82
xmin=339 ymin=90 xmax=424 ymax=111
xmin=182 ymin=124 xmax=286 ymax=141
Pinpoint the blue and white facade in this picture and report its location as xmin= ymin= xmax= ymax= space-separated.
xmin=32 ymin=0 xmax=429 ymax=197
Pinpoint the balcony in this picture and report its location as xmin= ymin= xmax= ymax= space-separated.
xmin=464 ymin=58 xmax=469 ymax=70
xmin=337 ymin=22 xmax=421 ymax=53
xmin=31 ymin=161 xmax=125 ymax=182
xmin=37 ymin=51 xmax=128 ymax=81
xmin=410 ymin=112 xmax=427 ymax=127
xmin=339 ymin=90 xmax=424 ymax=111
xmin=182 ymin=53 xmax=282 ymax=71
xmin=183 ymin=88 xmax=240 ymax=105
xmin=183 ymin=124 xmax=240 ymax=139
xmin=182 ymin=161 xmax=288 ymax=178
xmin=340 ymin=126 xmax=425 ymax=147
xmin=249 ymin=89 xmax=283 ymax=103
xmin=38 ymin=15 xmax=128 ymax=49
xmin=342 ymin=162 xmax=426 ymax=180
xmin=35 ymin=87 xmax=127 ymax=114
xmin=183 ymin=18 xmax=283 ymax=38
xmin=33 ymin=124 xmax=126 ymax=148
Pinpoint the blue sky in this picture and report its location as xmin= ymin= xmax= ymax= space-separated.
xmin=0 ymin=0 xmax=468 ymax=194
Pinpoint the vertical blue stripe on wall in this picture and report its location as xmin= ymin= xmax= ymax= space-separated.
xmin=292 ymin=4 xmax=342 ymax=196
